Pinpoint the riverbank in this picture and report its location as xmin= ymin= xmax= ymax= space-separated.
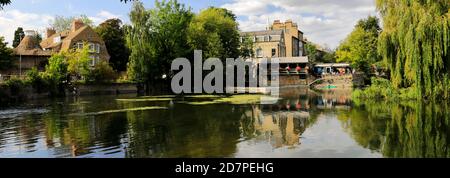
xmin=0 ymin=83 xmax=139 ymax=106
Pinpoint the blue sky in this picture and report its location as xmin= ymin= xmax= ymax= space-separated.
xmin=3 ymin=0 xmax=228 ymax=23
xmin=0 ymin=0 xmax=378 ymax=48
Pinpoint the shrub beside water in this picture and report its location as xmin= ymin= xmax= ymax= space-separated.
xmin=85 ymin=61 xmax=117 ymax=84
xmin=27 ymin=67 xmax=49 ymax=94
xmin=352 ymin=77 xmax=419 ymax=101
xmin=5 ymin=77 xmax=28 ymax=96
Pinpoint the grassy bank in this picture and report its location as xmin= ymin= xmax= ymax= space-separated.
xmin=352 ymin=77 xmax=450 ymax=101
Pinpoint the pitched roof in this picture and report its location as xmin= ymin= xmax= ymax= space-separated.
xmin=13 ymin=36 xmax=52 ymax=56
xmin=60 ymin=26 xmax=89 ymax=51
xmin=15 ymin=20 xmax=110 ymax=61
xmin=40 ymin=31 xmax=66 ymax=49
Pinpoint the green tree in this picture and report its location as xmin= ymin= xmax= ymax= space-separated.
xmin=305 ymin=42 xmax=335 ymax=64
xmin=188 ymin=7 xmax=240 ymax=60
xmin=85 ymin=61 xmax=117 ymax=84
xmin=376 ymin=0 xmax=450 ymax=99
xmin=305 ymin=42 xmax=318 ymax=63
xmin=126 ymin=0 xmax=193 ymax=92
xmin=322 ymin=51 xmax=336 ymax=63
xmin=67 ymin=44 xmax=92 ymax=82
xmin=239 ymin=35 xmax=254 ymax=59
xmin=13 ymin=27 xmax=25 ymax=48
xmin=336 ymin=16 xmax=381 ymax=73
xmin=42 ymin=52 xmax=69 ymax=95
xmin=0 ymin=0 xmax=10 ymax=9
xmin=95 ymin=19 xmax=129 ymax=71
xmin=51 ymin=15 xmax=94 ymax=32
xmin=33 ymin=32 xmax=42 ymax=44
xmin=0 ymin=36 xmax=13 ymax=71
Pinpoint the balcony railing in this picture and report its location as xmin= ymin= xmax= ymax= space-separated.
xmin=280 ymin=69 xmax=308 ymax=75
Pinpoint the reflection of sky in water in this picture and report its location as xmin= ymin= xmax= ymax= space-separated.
xmin=0 ymin=108 xmax=48 ymax=119
xmin=234 ymin=113 xmax=382 ymax=158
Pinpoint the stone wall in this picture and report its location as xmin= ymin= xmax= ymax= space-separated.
xmin=0 ymin=83 xmax=139 ymax=106
xmin=0 ymin=85 xmax=49 ymax=106
xmin=74 ymin=83 xmax=138 ymax=96
xmin=313 ymin=74 xmax=354 ymax=89
xmin=279 ymin=75 xmax=308 ymax=86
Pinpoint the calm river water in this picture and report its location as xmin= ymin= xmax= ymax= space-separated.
xmin=0 ymin=87 xmax=449 ymax=158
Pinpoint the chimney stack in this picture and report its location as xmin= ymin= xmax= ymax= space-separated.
xmin=71 ymin=19 xmax=85 ymax=32
xmin=46 ymin=28 xmax=56 ymax=38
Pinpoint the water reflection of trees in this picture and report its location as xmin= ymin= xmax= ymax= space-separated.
xmin=338 ymin=101 xmax=450 ymax=158
xmin=124 ymin=103 xmax=243 ymax=158
xmin=7 ymin=90 xmax=448 ymax=158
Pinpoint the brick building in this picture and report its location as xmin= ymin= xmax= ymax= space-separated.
xmin=6 ymin=20 xmax=110 ymax=76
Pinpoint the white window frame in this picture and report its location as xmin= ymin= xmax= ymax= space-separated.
xmin=90 ymin=55 xmax=99 ymax=66
xmin=76 ymin=42 xmax=84 ymax=50
xmin=88 ymin=43 xmax=96 ymax=53
xmin=96 ymin=44 xmax=100 ymax=53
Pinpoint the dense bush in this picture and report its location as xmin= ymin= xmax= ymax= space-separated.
xmin=85 ymin=61 xmax=117 ymax=84
xmin=26 ymin=67 xmax=49 ymax=93
xmin=5 ymin=77 xmax=28 ymax=96
xmin=42 ymin=53 xmax=69 ymax=96
xmin=352 ymin=77 xmax=419 ymax=101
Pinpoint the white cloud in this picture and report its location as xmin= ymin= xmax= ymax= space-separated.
xmin=0 ymin=10 xmax=53 ymax=46
xmin=222 ymin=0 xmax=270 ymax=16
xmin=0 ymin=10 xmax=123 ymax=47
xmin=89 ymin=10 xmax=123 ymax=25
xmin=222 ymin=0 xmax=378 ymax=48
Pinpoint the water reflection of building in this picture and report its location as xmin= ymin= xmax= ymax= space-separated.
xmin=310 ymin=90 xmax=353 ymax=110
xmin=238 ymin=88 xmax=354 ymax=149
xmin=241 ymin=105 xmax=310 ymax=148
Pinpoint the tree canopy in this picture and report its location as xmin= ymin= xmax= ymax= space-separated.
xmin=0 ymin=0 xmax=10 ymax=9
xmin=51 ymin=15 xmax=94 ymax=32
xmin=95 ymin=19 xmax=130 ymax=71
xmin=0 ymin=36 xmax=13 ymax=71
xmin=239 ymin=35 xmax=254 ymax=59
xmin=305 ymin=41 xmax=335 ymax=64
xmin=376 ymin=0 xmax=450 ymax=99
xmin=126 ymin=0 xmax=193 ymax=89
xmin=336 ymin=16 xmax=381 ymax=72
xmin=13 ymin=27 xmax=24 ymax=48
xmin=188 ymin=7 xmax=240 ymax=60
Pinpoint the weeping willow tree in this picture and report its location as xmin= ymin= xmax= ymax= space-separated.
xmin=376 ymin=0 xmax=450 ymax=99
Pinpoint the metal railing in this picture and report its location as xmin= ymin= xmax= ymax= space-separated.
xmin=279 ymin=69 xmax=308 ymax=75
